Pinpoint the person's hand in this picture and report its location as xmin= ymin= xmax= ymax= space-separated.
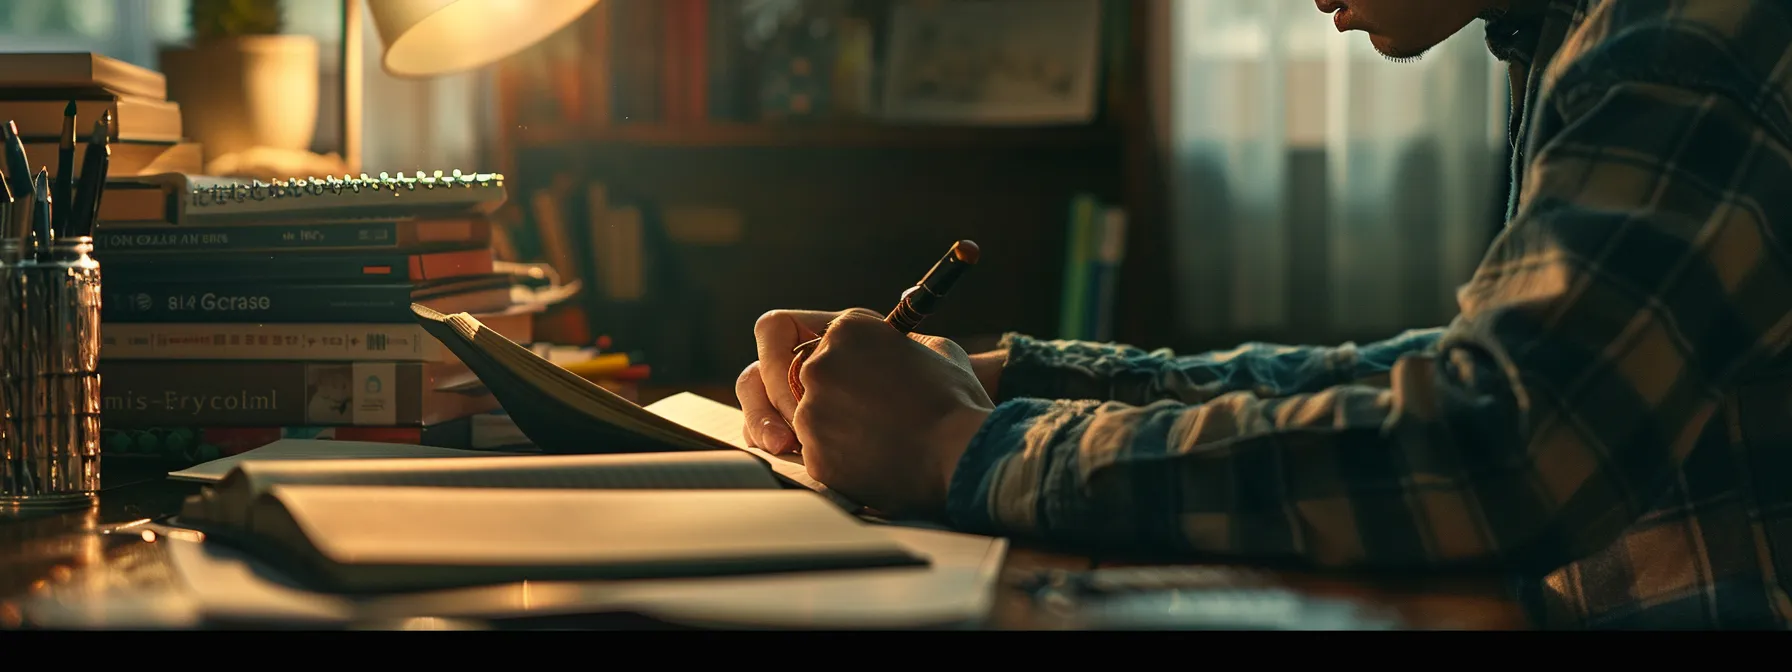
xmin=735 ymin=309 xmax=842 ymax=455
xmin=736 ymin=308 xmax=1008 ymax=456
xmin=790 ymin=309 xmax=994 ymax=518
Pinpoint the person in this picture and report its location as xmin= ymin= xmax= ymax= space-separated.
xmin=735 ymin=0 xmax=1792 ymax=630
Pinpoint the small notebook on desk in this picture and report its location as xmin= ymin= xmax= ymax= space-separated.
xmin=180 ymin=450 xmax=784 ymax=509
xmin=410 ymin=304 xmax=849 ymax=507
xmin=175 ymin=484 xmax=925 ymax=595
xmin=168 ymin=440 xmax=529 ymax=483
xmin=114 ymin=172 xmax=508 ymax=225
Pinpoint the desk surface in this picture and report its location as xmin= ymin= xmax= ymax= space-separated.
xmin=0 ymin=460 xmax=1529 ymax=630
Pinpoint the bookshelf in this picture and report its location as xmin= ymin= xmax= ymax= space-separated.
xmin=493 ymin=0 xmax=1166 ymax=385
xmin=512 ymin=122 xmax=1125 ymax=150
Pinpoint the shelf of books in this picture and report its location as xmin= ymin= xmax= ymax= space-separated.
xmin=496 ymin=0 xmax=1131 ymax=169
xmin=511 ymin=122 xmax=1124 ymax=151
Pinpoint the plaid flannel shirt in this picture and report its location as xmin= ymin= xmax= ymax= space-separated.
xmin=946 ymin=0 xmax=1792 ymax=629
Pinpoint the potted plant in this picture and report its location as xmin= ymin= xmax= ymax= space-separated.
xmin=159 ymin=0 xmax=318 ymax=166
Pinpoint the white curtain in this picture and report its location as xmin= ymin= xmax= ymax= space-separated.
xmin=1164 ymin=0 xmax=1508 ymax=341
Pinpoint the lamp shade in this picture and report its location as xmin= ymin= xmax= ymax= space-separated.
xmin=370 ymin=0 xmax=602 ymax=77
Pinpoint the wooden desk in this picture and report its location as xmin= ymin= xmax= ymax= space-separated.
xmin=0 ymin=460 xmax=1528 ymax=630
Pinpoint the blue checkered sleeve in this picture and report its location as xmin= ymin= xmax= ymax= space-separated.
xmin=992 ymin=329 xmax=1446 ymax=407
xmin=948 ymin=48 xmax=1792 ymax=570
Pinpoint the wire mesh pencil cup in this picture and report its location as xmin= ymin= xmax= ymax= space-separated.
xmin=0 ymin=236 xmax=102 ymax=511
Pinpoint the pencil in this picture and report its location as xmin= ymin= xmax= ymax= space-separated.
xmin=52 ymin=100 xmax=75 ymax=238
xmin=2 ymin=121 xmax=32 ymax=246
xmin=0 ymin=162 xmax=11 ymax=240
xmin=787 ymin=239 xmax=980 ymax=401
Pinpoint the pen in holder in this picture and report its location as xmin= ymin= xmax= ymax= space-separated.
xmin=0 ymin=236 xmax=102 ymax=511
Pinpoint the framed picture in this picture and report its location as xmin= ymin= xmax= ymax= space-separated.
xmin=878 ymin=0 xmax=1104 ymax=125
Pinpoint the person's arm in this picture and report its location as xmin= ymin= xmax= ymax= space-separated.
xmin=984 ymin=328 xmax=1445 ymax=406
xmin=947 ymin=79 xmax=1792 ymax=571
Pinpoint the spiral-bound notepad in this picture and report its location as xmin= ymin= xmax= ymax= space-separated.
xmin=127 ymin=171 xmax=509 ymax=225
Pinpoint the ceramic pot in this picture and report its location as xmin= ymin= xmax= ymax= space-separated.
xmin=159 ymin=35 xmax=320 ymax=165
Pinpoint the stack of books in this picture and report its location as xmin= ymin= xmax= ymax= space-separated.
xmin=89 ymin=163 xmax=540 ymax=464
xmin=0 ymin=52 xmax=203 ymax=179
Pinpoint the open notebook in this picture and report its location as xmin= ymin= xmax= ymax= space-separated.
xmin=175 ymin=483 xmax=925 ymax=595
xmin=410 ymin=304 xmax=844 ymax=505
xmin=179 ymin=450 xmax=785 ymax=520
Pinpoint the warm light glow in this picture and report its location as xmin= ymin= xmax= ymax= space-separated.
xmin=370 ymin=0 xmax=604 ymax=77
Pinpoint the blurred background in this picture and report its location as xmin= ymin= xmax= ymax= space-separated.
xmin=1 ymin=0 xmax=1511 ymax=387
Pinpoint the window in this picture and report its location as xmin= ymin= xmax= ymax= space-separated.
xmin=0 ymin=0 xmax=159 ymax=65
xmin=0 ymin=0 xmax=491 ymax=172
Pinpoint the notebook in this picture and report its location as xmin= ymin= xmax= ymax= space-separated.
xmin=179 ymin=450 xmax=785 ymax=519
xmin=168 ymin=440 xmax=531 ymax=483
xmin=139 ymin=524 xmax=1005 ymax=629
xmin=174 ymin=484 xmax=926 ymax=595
xmin=410 ymin=304 xmax=843 ymax=505
xmin=118 ymin=172 xmax=507 ymax=225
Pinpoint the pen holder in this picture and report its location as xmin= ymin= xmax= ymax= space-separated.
xmin=0 ymin=237 xmax=102 ymax=512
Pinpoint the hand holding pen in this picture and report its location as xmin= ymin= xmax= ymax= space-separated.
xmin=735 ymin=241 xmax=983 ymax=458
xmin=747 ymin=242 xmax=994 ymax=518
xmin=788 ymin=240 xmax=980 ymax=401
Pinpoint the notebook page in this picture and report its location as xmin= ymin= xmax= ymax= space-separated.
xmin=268 ymin=486 xmax=920 ymax=572
xmin=643 ymin=393 xmax=824 ymax=492
xmin=233 ymin=452 xmax=781 ymax=493
xmin=169 ymin=440 xmax=525 ymax=483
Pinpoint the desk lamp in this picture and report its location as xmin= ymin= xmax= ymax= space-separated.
xmin=339 ymin=0 xmax=603 ymax=173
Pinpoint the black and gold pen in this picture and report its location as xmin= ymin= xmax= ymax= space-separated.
xmin=31 ymin=167 xmax=51 ymax=260
xmin=69 ymin=114 xmax=110 ymax=238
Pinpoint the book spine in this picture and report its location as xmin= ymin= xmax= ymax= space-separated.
xmin=103 ymin=282 xmax=424 ymax=323
xmin=100 ymin=323 xmax=449 ymax=361
xmin=1085 ymin=206 xmax=1128 ymax=343
xmin=103 ymin=424 xmax=442 ymax=462
xmin=94 ymin=222 xmax=409 ymax=253
xmin=102 ymin=249 xmax=491 ymax=284
xmin=100 ymin=361 xmax=436 ymax=427
xmin=1058 ymin=195 xmax=1098 ymax=340
xmin=583 ymin=0 xmax=613 ymax=127
xmin=706 ymin=0 xmax=742 ymax=121
xmin=662 ymin=0 xmax=688 ymax=122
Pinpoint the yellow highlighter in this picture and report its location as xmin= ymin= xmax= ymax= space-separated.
xmin=560 ymin=352 xmax=632 ymax=379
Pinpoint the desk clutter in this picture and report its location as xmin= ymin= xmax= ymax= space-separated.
xmin=9 ymin=437 xmax=1009 ymax=630
xmin=0 ymin=52 xmax=597 ymax=468
xmin=0 ymin=54 xmax=165 ymax=507
xmin=90 ymin=171 xmax=527 ymax=461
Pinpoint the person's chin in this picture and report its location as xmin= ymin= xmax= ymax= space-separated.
xmin=1369 ymin=34 xmax=1430 ymax=61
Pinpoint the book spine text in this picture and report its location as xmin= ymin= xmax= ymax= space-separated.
xmin=100 ymin=323 xmax=449 ymax=361
xmin=103 ymin=282 xmax=420 ymax=323
xmin=101 ymin=361 xmax=436 ymax=427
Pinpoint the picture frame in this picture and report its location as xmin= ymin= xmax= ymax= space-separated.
xmin=878 ymin=0 xmax=1105 ymax=125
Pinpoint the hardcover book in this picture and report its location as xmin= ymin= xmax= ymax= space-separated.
xmin=99 ymin=360 xmax=494 ymax=428
xmin=102 ymin=274 xmax=515 ymax=323
xmin=410 ymin=304 xmax=853 ymax=508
